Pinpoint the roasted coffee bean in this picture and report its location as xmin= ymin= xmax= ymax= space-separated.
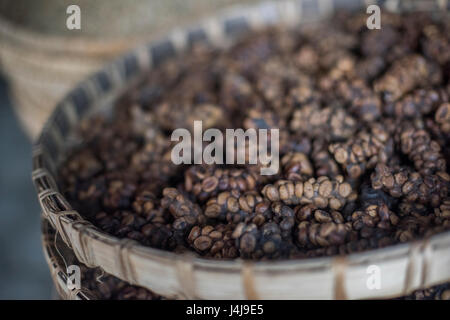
xmin=132 ymin=190 xmax=157 ymax=215
xmin=294 ymin=204 xmax=316 ymax=222
xmin=141 ymin=223 xmax=175 ymax=250
xmin=396 ymin=122 xmax=446 ymax=175
xmin=359 ymin=183 xmax=396 ymax=209
xmin=219 ymin=72 xmax=264 ymax=115
xmin=188 ymin=224 xmax=237 ymax=258
xmin=261 ymin=176 xmax=355 ymax=210
xmin=281 ymin=152 xmax=313 ymax=181
xmin=422 ymin=24 xmax=450 ymax=66
xmin=386 ymin=89 xmax=441 ymax=119
xmin=329 ymin=124 xmax=392 ymax=179
xmin=401 ymin=282 xmax=450 ymax=300
xmin=374 ymin=54 xmax=441 ymax=102
xmin=351 ymin=203 xmax=397 ymax=236
xmin=255 ymin=59 xmax=293 ymax=112
xmin=185 ymin=166 xmax=259 ymax=202
xmin=355 ymin=56 xmax=386 ymax=81
xmin=161 ymin=188 xmax=205 ymax=233
xmin=336 ymin=78 xmax=381 ymax=122
xmin=290 ymin=105 xmax=357 ymax=141
xmin=61 ymin=150 xmax=103 ymax=183
xmin=233 ymin=222 xmax=288 ymax=259
xmin=205 ymin=190 xmax=245 ymax=223
xmin=371 ymin=163 xmax=449 ymax=207
xmin=270 ymin=202 xmax=295 ymax=238
xmin=311 ymin=138 xmax=341 ymax=178
xmin=361 ymin=25 xmax=399 ymax=57
xmin=296 ymin=221 xmax=349 ymax=248
xmin=435 ymin=103 xmax=450 ymax=134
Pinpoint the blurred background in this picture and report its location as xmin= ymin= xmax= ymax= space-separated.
xmin=0 ymin=74 xmax=52 ymax=299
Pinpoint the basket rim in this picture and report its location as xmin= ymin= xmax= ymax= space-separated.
xmin=33 ymin=0 xmax=450 ymax=299
xmin=41 ymin=215 xmax=95 ymax=300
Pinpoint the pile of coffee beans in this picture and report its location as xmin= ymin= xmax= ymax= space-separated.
xmin=400 ymin=282 xmax=450 ymax=300
xmin=60 ymin=11 xmax=450 ymax=262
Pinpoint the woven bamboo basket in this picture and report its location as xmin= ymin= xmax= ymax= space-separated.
xmin=41 ymin=216 xmax=450 ymax=301
xmin=33 ymin=0 xmax=450 ymax=300
xmin=42 ymin=217 xmax=170 ymax=300
xmin=0 ymin=0 xmax=256 ymax=139
xmin=42 ymin=217 xmax=97 ymax=300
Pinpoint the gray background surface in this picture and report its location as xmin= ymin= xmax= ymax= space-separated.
xmin=0 ymin=74 xmax=52 ymax=299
